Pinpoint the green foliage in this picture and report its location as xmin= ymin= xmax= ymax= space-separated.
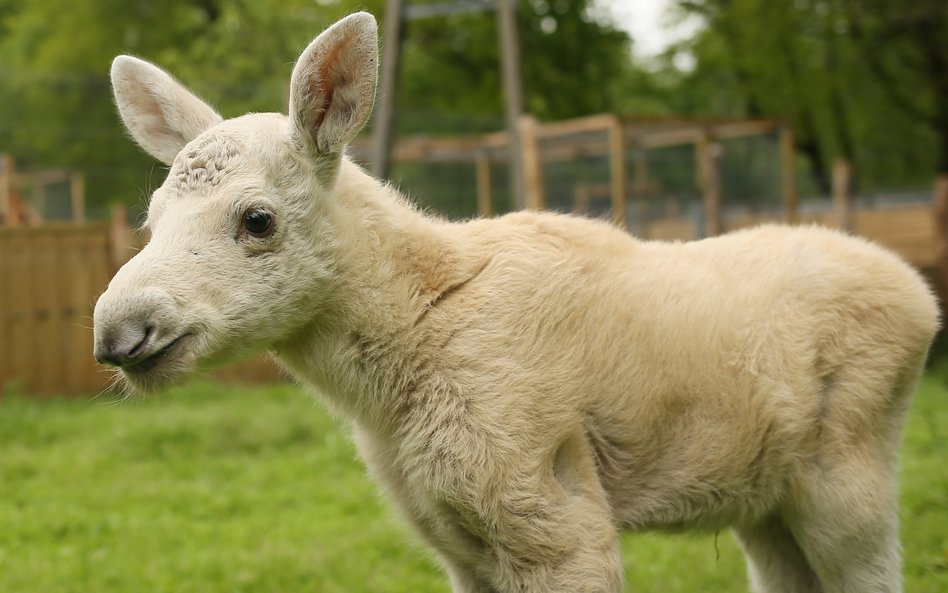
xmin=0 ymin=0 xmax=386 ymax=214
xmin=669 ymin=0 xmax=945 ymax=191
xmin=382 ymin=0 xmax=642 ymax=133
xmin=0 ymin=0 xmax=941 ymax=214
xmin=1 ymin=374 xmax=946 ymax=592
xmin=0 ymin=0 xmax=634 ymax=212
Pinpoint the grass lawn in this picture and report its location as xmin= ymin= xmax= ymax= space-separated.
xmin=1 ymin=376 xmax=945 ymax=593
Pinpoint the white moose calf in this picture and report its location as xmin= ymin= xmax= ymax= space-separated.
xmin=94 ymin=12 xmax=939 ymax=593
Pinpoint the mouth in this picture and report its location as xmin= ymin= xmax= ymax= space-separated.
xmin=121 ymin=333 xmax=194 ymax=377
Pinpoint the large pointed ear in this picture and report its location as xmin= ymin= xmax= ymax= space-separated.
xmin=111 ymin=56 xmax=223 ymax=165
xmin=288 ymin=12 xmax=378 ymax=156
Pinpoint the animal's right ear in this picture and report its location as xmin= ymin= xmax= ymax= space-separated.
xmin=111 ymin=56 xmax=223 ymax=165
xmin=288 ymin=12 xmax=378 ymax=157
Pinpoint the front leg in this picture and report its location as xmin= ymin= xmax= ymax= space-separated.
xmin=353 ymin=427 xmax=502 ymax=592
xmin=468 ymin=431 xmax=624 ymax=593
xmin=444 ymin=562 xmax=497 ymax=593
xmin=355 ymin=427 xmax=623 ymax=593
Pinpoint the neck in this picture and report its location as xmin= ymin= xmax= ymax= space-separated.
xmin=272 ymin=157 xmax=481 ymax=428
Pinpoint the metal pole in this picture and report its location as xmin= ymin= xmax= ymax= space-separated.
xmin=370 ymin=0 xmax=406 ymax=179
xmin=496 ymin=0 xmax=525 ymax=210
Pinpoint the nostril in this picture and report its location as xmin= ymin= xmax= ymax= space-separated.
xmin=94 ymin=323 xmax=154 ymax=368
xmin=127 ymin=325 xmax=154 ymax=360
xmin=94 ymin=344 xmax=121 ymax=367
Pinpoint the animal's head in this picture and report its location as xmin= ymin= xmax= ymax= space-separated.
xmin=93 ymin=12 xmax=378 ymax=392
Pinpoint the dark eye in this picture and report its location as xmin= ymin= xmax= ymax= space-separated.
xmin=242 ymin=208 xmax=274 ymax=238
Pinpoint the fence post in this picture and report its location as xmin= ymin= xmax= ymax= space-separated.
xmin=31 ymin=183 xmax=45 ymax=226
xmin=831 ymin=159 xmax=852 ymax=231
xmin=109 ymin=204 xmax=136 ymax=271
xmin=697 ymin=132 xmax=722 ymax=237
xmin=475 ymin=152 xmax=492 ymax=217
xmin=779 ymin=125 xmax=799 ymax=223
xmin=573 ymin=183 xmax=590 ymax=215
xmin=608 ymin=116 xmax=628 ymax=228
xmin=935 ymin=174 xmax=948 ymax=313
xmin=0 ymin=154 xmax=14 ymax=225
xmin=519 ymin=115 xmax=544 ymax=211
xmin=70 ymin=172 xmax=86 ymax=224
xmin=631 ymin=145 xmax=650 ymax=236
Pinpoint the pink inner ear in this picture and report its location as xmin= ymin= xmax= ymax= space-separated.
xmin=311 ymin=85 xmax=333 ymax=131
xmin=124 ymin=83 xmax=175 ymax=141
xmin=136 ymin=89 xmax=186 ymax=146
xmin=310 ymin=35 xmax=357 ymax=131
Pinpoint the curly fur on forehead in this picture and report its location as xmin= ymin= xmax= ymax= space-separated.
xmin=168 ymin=135 xmax=242 ymax=190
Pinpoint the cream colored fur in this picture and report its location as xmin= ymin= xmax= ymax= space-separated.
xmin=94 ymin=13 xmax=940 ymax=593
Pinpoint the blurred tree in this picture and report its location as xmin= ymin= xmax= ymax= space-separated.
xmin=0 ymin=0 xmax=377 ymax=213
xmin=393 ymin=0 xmax=642 ymax=133
xmin=0 ymin=0 xmax=641 ymax=210
xmin=672 ymin=0 xmax=941 ymax=193
xmin=1 ymin=0 xmax=940 ymax=211
xmin=843 ymin=0 xmax=948 ymax=174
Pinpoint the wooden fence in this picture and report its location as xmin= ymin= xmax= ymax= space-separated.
xmin=351 ymin=113 xmax=794 ymax=226
xmin=1 ymin=224 xmax=112 ymax=394
xmin=1 ymin=220 xmax=282 ymax=396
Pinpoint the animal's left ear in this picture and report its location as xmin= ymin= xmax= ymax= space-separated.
xmin=111 ymin=56 xmax=223 ymax=165
xmin=288 ymin=12 xmax=378 ymax=156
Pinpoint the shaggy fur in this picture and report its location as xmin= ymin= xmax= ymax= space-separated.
xmin=94 ymin=13 xmax=939 ymax=593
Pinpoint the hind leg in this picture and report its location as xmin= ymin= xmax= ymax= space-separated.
xmin=733 ymin=516 xmax=822 ymax=593
xmin=787 ymin=448 xmax=903 ymax=593
xmin=785 ymin=361 xmax=921 ymax=593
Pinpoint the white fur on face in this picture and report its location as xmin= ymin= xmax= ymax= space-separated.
xmin=99 ymin=113 xmax=338 ymax=391
xmin=97 ymin=13 xmax=379 ymax=391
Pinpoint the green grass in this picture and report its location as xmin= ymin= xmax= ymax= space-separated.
xmin=1 ymin=377 xmax=945 ymax=593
